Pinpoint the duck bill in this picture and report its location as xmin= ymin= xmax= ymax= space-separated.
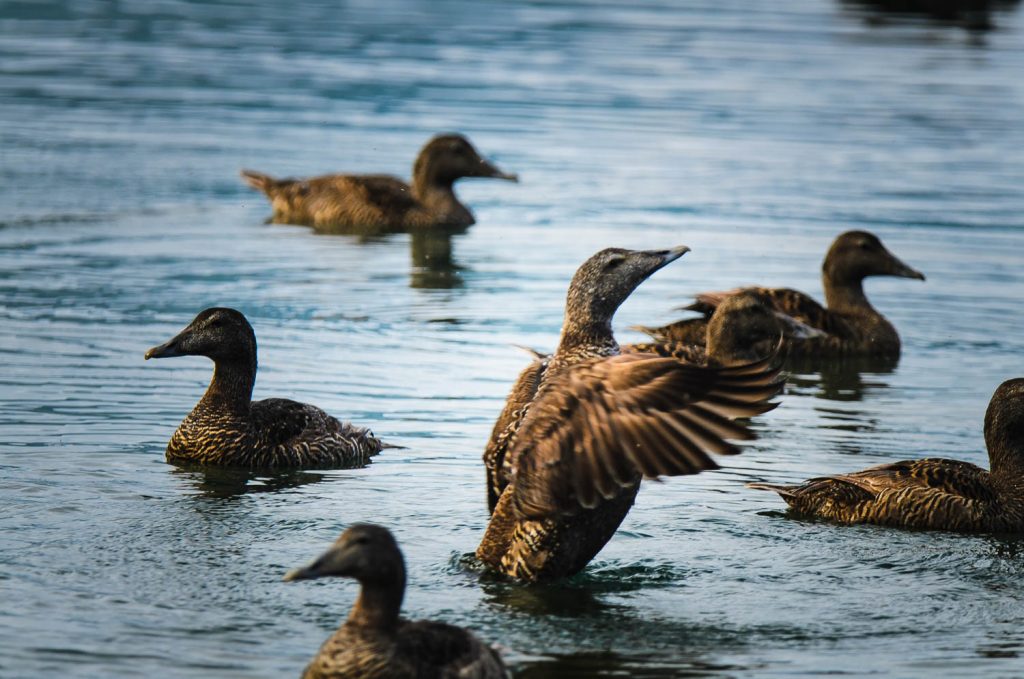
xmin=283 ymin=547 xmax=353 ymax=582
xmin=476 ymin=159 xmax=518 ymax=182
xmin=144 ymin=331 xmax=188 ymax=360
xmin=886 ymin=253 xmax=926 ymax=281
xmin=645 ymin=245 xmax=690 ymax=274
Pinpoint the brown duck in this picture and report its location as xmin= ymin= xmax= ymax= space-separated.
xmin=634 ymin=231 xmax=925 ymax=359
xmin=145 ymin=308 xmax=384 ymax=470
xmin=477 ymin=247 xmax=784 ymax=583
xmin=624 ymin=289 xmax=807 ymax=366
xmin=749 ymin=379 xmax=1024 ymax=532
xmin=285 ymin=524 xmax=508 ymax=679
xmin=240 ymin=134 xmax=517 ymax=231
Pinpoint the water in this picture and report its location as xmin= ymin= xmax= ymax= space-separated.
xmin=2 ymin=1 xmax=1024 ymax=676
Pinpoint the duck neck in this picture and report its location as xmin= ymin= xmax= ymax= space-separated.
xmin=989 ymin=443 xmax=1024 ymax=495
xmin=823 ymin=272 xmax=874 ymax=315
xmin=555 ymin=319 xmax=618 ymax=363
xmin=199 ymin=356 xmax=256 ymax=415
xmin=347 ymin=574 xmax=405 ymax=631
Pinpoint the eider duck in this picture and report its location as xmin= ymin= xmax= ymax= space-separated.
xmin=145 ymin=308 xmax=384 ymax=470
xmin=240 ymin=134 xmax=518 ymax=231
xmin=624 ymin=289 xmax=814 ymax=366
xmin=749 ymin=379 xmax=1024 ymax=533
xmin=477 ymin=247 xmax=784 ymax=583
xmin=285 ymin=524 xmax=508 ymax=679
xmin=634 ymin=231 xmax=925 ymax=359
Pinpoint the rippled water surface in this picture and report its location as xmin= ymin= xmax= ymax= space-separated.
xmin=3 ymin=1 xmax=1024 ymax=677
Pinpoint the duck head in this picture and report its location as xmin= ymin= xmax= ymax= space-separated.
xmin=984 ymin=378 xmax=1024 ymax=473
xmin=705 ymin=291 xmax=785 ymax=364
xmin=413 ymin=133 xmax=518 ymax=188
xmin=823 ymin=231 xmax=925 ymax=285
xmin=284 ymin=523 xmax=406 ymax=589
xmin=145 ymin=307 xmax=257 ymax=364
xmin=563 ymin=246 xmax=690 ymax=339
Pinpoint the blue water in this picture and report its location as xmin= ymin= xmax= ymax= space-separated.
xmin=2 ymin=1 xmax=1024 ymax=677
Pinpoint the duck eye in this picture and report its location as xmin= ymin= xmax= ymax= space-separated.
xmin=604 ymin=256 xmax=625 ymax=270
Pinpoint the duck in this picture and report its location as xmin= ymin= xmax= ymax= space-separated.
xmin=749 ymin=379 xmax=1024 ymax=532
xmin=145 ymin=308 xmax=384 ymax=470
xmin=477 ymin=247 xmax=784 ymax=583
xmin=240 ymin=134 xmax=518 ymax=232
xmin=623 ymin=289 xmax=812 ymax=366
xmin=284 ymin=523 xmax=508 ymax=679
xmin=633 ymin=231 xmax=925 ymax=359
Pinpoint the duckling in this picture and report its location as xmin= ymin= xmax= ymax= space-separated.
xmin=749 ymin=379 xmax=1024 ymax=532
xmin=635 ymin=231 xmax=925 ymax=359
xmin=477 ymin=247 xmax=784 ymax=583
xmin=241 ymin=134 xmax=517 ymax=232
xmin=285 ymin=524 xmax=508 ymax=679
xmin=145 ymin=308 xmax=383 ymax=470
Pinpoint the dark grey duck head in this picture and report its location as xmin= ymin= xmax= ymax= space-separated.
xmin=145 ymin=307 xmax=257 ymax=364
xmin=284 ymin=523 xmax=406 ymax=591
xmin=985 ymin=378 xmax=1024 ymax=474
xmin=823 ymin=231 xmax=925 ymax=286
xmin=563 ymin=246 xmax=690 ymax=335
xmin=412 ymin=133 xmax=518 ymax=188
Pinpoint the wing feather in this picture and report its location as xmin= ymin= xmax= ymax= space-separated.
xmin=508 ymin=351 xmax=784 ymax=519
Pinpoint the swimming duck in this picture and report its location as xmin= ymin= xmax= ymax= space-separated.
xmin=624 ymin=289 xmax=813 ymax=366
xmin=634 ymin=231 xmax=925 ymax=359
xmin=477 ymin=247 xmax=784 ymax=583
xmin=241 ymin=134 xmax=518 ymax=231
xmin=145 ymin=308 xmax=383 ymax=470
xmin=285 ymin=524 xmax=508 ymax=679
xmin=749 ymin=379 xmax=1024 ymax=532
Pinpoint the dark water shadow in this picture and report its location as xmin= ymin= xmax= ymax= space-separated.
xmin=513 ymin=652 xmax=745 ymax=679
xmin=170 ymin=466 xmax=330 ymax=499
xmin=841 ymin=0 xmax=1022 ymax=32
xmin=784 ymin=354 xmax=897 ymax=403
xmin=291 ymin=219 xmax=468 ymax=289
xmin=409 ymin=229 xmax=467 ymax=289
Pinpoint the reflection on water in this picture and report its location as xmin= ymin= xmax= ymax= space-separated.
xmin=786 ymin=355 xmax=897 ymax=403
xmin=172 ymin=467 xmax=330 ymax=499
xmin=843 ymin=0 xmax=1022 ymax=31
xmin=410 ymin=230 xmax=465 ymax=289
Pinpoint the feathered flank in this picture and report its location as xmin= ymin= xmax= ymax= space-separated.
xmin=749 ymin=378 xmax=1024 ymax=533
xmin=286 ymin=524 xmax=508 ymax=679
xmin=476 ymin=246 xmax=784 ymax=582
xmin=638 ymin=231 xmax=925 ymax=359
xmin=146 ymin=308 xmax=385 ymax=470
xmin=240 ymin=133 xmax=517 ymax=232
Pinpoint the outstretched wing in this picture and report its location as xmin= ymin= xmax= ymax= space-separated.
xmin=506 ymin=352 xmax=784 ymax=519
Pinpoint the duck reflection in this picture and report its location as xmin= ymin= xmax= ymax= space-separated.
xmin=842 ymin=0 xmax=1021 ymax=32
xmin=410 ymin=229 xmax=466 ymax=289
xmin=516 ymin=651 xmax=743 ymax=679
xmin=172 ymin=466 xmax=329 ymax=499
xmin=785 ymin=354 xmax=897 ymax=402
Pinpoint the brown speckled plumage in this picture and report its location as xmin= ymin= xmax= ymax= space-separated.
xmin=285 ymin=524 xmax=507 ymax=679
xmin=636 ymin=231 xmax=925 ymax=359
xmin=625 ymin=290 xmax=793 ymax=367
xmin=477 ymin=247 xmax=784 ymax=582
xmin=146 ymin=308 xmax=383 ymax=470
xmin=240 ymin=134 xmax=517 ymax=232
xmin=749 ymin=379 xmax=1024 ymax=532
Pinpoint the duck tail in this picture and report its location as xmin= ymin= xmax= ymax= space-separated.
xmin=379 ymin=442 xmax=407 ymax=450
xmin=240 ymin=169 xmax=277 ymax=195
xmin=746 ymin=481 xmax=798 ymax=498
